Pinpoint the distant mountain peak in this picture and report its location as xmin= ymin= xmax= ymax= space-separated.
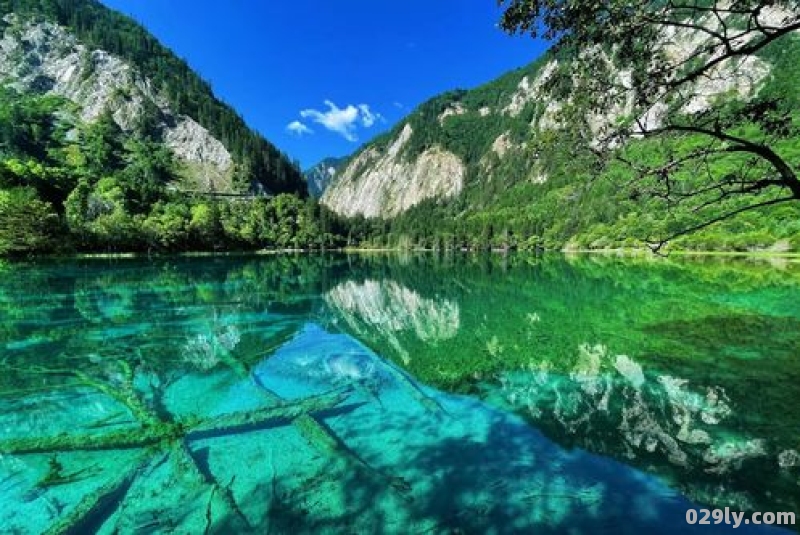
xmin=304 ymin=156 xmax=347 ymax=198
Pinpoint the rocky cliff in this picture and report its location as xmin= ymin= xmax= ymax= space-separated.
xmin=322 ymin=8 xmax=791 ymax=221
xmin=304 ymin=156 xmax=346 ymax=198
xmin=0 ymin=14 xmax=234 ymax=190
xmin=323 ymin=124 xmax=465 ymax=218
xmin=0 ymin=0 xmax=304 ymax=195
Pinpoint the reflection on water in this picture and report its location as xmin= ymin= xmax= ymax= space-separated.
xmin=0 ymin=254 xmax=798 ymax=533
xmin=320 ymin=254 xmax=800 ymax=518
xmin=488 ymin=344 xmax=797 ymax=513
xmin=325 ymin=279 xmax=460 ymax=364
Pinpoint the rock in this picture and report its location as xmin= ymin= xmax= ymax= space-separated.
xmin=321 ymin=124 xmax=465 ymax=218
xmin=503 ymin=60 xmax=558 ymax=117
xmin=0 ymin=16 xmax=232 ymax=186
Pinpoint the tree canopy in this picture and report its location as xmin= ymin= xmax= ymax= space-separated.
xmin=498 ymin=0 xmax=800 ymax=250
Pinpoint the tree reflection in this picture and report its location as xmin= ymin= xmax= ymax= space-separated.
xmin=1 ymin=253 xmax=798 ymax=527
xmin=316 ymin=253 xmax=800 ymax=517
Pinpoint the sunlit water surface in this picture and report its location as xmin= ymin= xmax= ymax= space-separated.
xmin=0 ymin=253 xmax=798 ymax=534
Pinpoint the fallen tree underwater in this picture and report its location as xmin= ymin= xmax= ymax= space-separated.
xmin=0 ymin=361 xmax=356 ymax=534
xmin=1 ymin=339 xmax=436 ymax=533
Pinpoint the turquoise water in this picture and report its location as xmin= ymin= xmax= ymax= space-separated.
xmin=0 ymin=254 xmax=797 ymax=534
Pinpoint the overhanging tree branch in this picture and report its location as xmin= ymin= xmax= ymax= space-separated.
xmin=648 ymin=195 xmax=796 ymax=253
xmin=639 ymin=123 xmax=800 ymax=197
xmin=499 ymin=0 xmax=800 ymax=247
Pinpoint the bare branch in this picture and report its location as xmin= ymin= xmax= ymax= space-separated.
xmin=667 ymin=20 xmax=800 ymax=90
xmin=649 ymin=195 xmax=796 ymax=253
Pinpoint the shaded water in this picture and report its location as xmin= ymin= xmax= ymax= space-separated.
xmin=0 ymin=253 xmax=798 ymax=533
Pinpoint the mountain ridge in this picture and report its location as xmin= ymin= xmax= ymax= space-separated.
xmin=321 ymin=16 xmax=800 ymax=252
xmin=0 ymin=0 xmax=305 ymax=195
xmin=0 ymin=0 xmax=326 ymax=256
xmin=304 ymin=156 xmax=346 ymax=198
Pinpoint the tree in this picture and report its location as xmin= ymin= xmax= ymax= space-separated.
xmin=189 ymin=202 xmax=225 ymax=249
xmin=498 ymin=0 xmax=800 ymax=250
xmin=64 ymin=178 xmax=93 ymax=246
xmin=118 ymin=138 xmax=172 ymax=213
xmin=0 ymin=88 xmax=65 ymax=161
xmin=0 ymin=187 xmax=60 ymax=256
xmin=142 ymin=201 xmax=190 ymax=251
xmin=81 ymin=111 xmax=124 ymax=178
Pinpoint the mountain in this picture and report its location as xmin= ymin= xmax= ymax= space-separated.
xmin=322 ymin=15 xmax=800 ymax=252
xmin=304 ymin=156 xmax=346 ymax=198
xmin=0 ymin=0 xmax=304 ymax=195
xmin=0 ymin=0 xmax=325 ymax=256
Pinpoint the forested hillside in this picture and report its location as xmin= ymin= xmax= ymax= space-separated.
xmin=0 ymin=0 xmax=304 ymax=194
xmin=0 ymin=87 xmax=334 ymax=255
xmin=323 ymin=16 xmax=800 ymax=252
xmin=0 ymin=0 xmax=327 ymax=256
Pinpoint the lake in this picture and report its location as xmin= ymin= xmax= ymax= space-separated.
xmin=0 ymin=253 xmax=798 ymax=534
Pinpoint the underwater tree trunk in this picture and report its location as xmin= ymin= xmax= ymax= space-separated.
xmin=0 ymin=387 xmax=353 ymax=455
xmin=44 ymin=454 xmax=152 ymax=535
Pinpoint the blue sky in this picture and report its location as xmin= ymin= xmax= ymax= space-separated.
xmin=100 ymin=1 xmax=547 ymax=168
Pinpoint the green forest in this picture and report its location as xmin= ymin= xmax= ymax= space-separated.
xmin=0 ymin=87 xmax=340 ymax=255
xmin=1 ymin=0 xmax=799 ymax=257
xmin=332 ymin=35 xmax=800 ymax=253
xmin=0 ymin=0 xmax=337 ymax=256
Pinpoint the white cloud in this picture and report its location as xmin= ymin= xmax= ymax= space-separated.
xmin=299 ymin=100 xmax=383 ymax=142
xmin=286 ymin=120 xmax=313 ymax=136
xmin=358 ymin=104 xmax=384 ymax=128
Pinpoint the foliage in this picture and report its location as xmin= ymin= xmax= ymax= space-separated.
xmin=0 ymin=88 xmax=339 ymax=256
xmin=0 ymin=186 xmax=59 ymax=255
xmin=0 ymin=0 xmax=305 ymax=195
xmin=496 ymin=0 xmax=800 ymax=250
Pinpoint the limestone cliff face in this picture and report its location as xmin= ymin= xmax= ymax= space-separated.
xmin=304 ymin=156 xmax=346 ymax=198
xmin=321 ymin=10 xmax=787 ymax=220
xmin=322 ymin=124 xmax=465 ymax=218
xmin=0 ymin=15 xmax=233 ymax=189
xmin=324 ymin=278 xmax=460 ymax=365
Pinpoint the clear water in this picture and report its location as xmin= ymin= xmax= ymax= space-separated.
xmin=0 ymin=253 xmax=797 ymax=534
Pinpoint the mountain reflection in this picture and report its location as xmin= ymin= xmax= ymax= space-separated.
xmin=325 ymin=279 xmax=460 ymax=364
xmin=317 ymin=254 xmax=800 ymax=516
xmin=489 ymin=343 xmax=799 ymax=512
xmin=1 ymin=253 xmax=798 ymax=520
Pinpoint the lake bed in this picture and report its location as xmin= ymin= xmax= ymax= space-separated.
xmin=1 ymin=253 xmax=797 ymax=533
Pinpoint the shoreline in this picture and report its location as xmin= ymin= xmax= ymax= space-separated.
xmin=561 ymin=248 xmax=800 ymax=259
xmin=5 ymin=247 xmax=798 ymax=262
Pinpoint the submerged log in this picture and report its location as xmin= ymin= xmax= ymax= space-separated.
xmin=249 ymin=369 xmax=414 ymax=500
xmin=0 ymin=425 xmax=177 ymax=455
xmin=186 ymin=386 xmax=353 ymax=438
xmin=0 ymin=388 xmax=353 ymax=455
xmin=43 ymin=454 xmax=152 ymax=535
xmin=74 ymin=369 xmax=157 ymax=426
